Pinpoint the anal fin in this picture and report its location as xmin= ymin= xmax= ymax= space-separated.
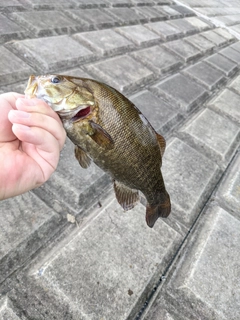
xmin=114 ymin=180 xmax=139 ymax=211
xmin=74 ymin=145 xmax=91 ymax=169
xmin=156 ymin=133 xmax=166 ymax=157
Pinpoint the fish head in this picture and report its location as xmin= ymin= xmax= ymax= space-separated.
xmin=24 ymin=74 xmax=95 ymax=121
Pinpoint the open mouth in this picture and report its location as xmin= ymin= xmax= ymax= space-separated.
xmin=58 ymin=105 xmax=91 ymax=121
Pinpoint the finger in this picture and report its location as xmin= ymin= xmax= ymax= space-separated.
xmin=16 ymin=98 xmax=62 ymax=126
xmin=12 ymin=124 xmax=61 ymax=176
xmin=8 ymin=110 xmax=66 ymax=149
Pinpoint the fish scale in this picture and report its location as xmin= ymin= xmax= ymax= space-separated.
xmin=25 ymin=75 xmax=171 ymax=227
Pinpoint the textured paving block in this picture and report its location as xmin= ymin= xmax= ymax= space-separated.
xmin=33 ymin=139 xmax=110 ymax=213
xmin=13 ymin=199 xmax=182 ymax=320
xmin=182 ymin=61 xmax=226 ymax=90
xmin=8 ymin=11 xmax=85 ymax=37
xmin=152 ymin=73 xmax=208 ymax=112
xmin=229 ymin=41 xmax=240 ymax=52
xmin=85 ymin=55 xmax=154 ymax=93
xmin=107 ymin=7 xmax=147 ymax=24
xmin=172 ymin=5 xmax=195 ymax=16
xmin=60 ymin=67 xmax=92 ymax=78
xmin=179 ymin=108 xmax=240 ymax=166
xmin=0 ymin=193 xmax=60 ymax=284
xmin=131 ymin=45 xmax=183 ymax=75
xmin=213 ymin=27 xmax=236 ymax=42
xmin=185 ymin=16 xmax=211 ymax=31
xmin=0 ymin=0 xmax=24 ymax=12
xmin=0 ymin=47 xmax=34 ymax=86
xmin=65 ymin=8 xmax=118 ymax=29
xmin=185 ymin=34 xmax=215 ymax=53
xmin=163 ymin=39 xmax=202 ymax=62
xmin=168 ymin=18 xmax=197 ymax=35
xmin=156 ymin=5 xmax=182 ymax=19
xmin=0 ymin=298 xmax=22 ymax=320
xmin=165 ymin=206 xmax=240 ymax=320
xmin=216 ymin=152 xmax=240 ymax=214
xmin=7 ymin=35 xmax=93 ymax=72
xmin=23 ymin=0 xmax=76 ymax=9
xmin=114 ymin=25 xmax=161 ymax=46
xmin=209 ymin=88 xmax=240 ymax=124
xmin=135 ymin=6 xmax=166 ymax=22
xmin=204 ymin=53 xmax=238 ymax=76
xmin=200 ymin=29 xmax=228 ymax=46
xmin=130 ymin=90 xmax=183 ymax=134
xmin=0 ymin=13 xmax=28 ymax=44
xmin=228 ymin=74 xmax=240 ymax=94
xmin=144 ymin=21 xmax=183 ymax=40
xmin=73 ymin=0 xmax=108 ymax=8
xmin=73 ymin=29 xmax=134 ymax=56
xmin=161 ymin=138 xmax=219 ymax=228
xmin=220 ymin=46 xmax=240 ymax=65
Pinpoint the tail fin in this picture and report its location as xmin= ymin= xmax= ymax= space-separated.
xmin=146 ymin=192 xmax=171 ymax=228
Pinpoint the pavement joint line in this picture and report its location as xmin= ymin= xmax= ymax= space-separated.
xmin=135 ymin=146 xmax=240 ymax=320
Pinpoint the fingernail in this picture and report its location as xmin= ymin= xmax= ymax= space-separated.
xmin=13 ymin=123 xmax=31 ymax=131
xmin=17 ymin=98 xmax=36 ymax=107
xmin=9 ymin=110 xmax=30 ymax=118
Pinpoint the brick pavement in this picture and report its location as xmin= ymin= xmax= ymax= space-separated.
xmin=0 ymin=0 xmax=239 ymax=319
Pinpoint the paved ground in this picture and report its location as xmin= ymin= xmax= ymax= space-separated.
xmin=0 ymin=0 xmax=240 ymax=319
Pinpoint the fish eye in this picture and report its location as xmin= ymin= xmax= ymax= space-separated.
xmin=51 ymin=76 xmax=61 ymax=84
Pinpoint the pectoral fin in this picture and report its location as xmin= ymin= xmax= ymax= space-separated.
xmin=156 ymin=133 xmax=166 ymax=157
xmin=114 ymin=180 xmax=139 ymax=211
xmin=74 ymin=145 xmax=91 ymax=169
xmin=88 ymin=120 xmax=114 ymax=150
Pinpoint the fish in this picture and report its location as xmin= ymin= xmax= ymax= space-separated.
xmin=25 ymin=75 xmax=171 ymax=228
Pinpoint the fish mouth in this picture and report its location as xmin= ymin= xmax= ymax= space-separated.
xmin=58 ymin=105 xmax=91 ymax=122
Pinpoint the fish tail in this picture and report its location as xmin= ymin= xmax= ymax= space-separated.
xmin=146 ymin=191 xmax=171 ymax=228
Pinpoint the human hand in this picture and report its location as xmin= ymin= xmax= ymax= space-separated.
xmin=0 ymin=92 xmax=66 ymax=200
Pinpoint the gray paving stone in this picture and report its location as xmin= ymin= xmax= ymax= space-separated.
xmin=213 ymin=27 xmax=236 ymax=42
xmin=200 ymin=29 xmax=228 ymax=47
xmin=167 ymin=18 xmax=197 ymax=35
xmin=215 ymin=15 xmax=240 ymax=26
xmin=131 ymin=45 xmax=183 ymax=75
xmin=0 ymin=298 xmax=22 ymax=320
xmin=151 ymin=73 xmax=208 ymax=112
xmin=219 ymin=46 xmax=240 ymax=65
xmin=163 ymin=39 xmax=202 ymax=62
xmin=33 ymin=138 xmax=110 ymax=214
xmin=182 ymin=61 xmax=226 ymax=90
xmin=229 ymin=41 xmax=240 ymax=52
xmin=0 ymin=13 xmax=28 ymax=44
xmin=209 ymin=88 xmax=240 ymax=124
xmin=65 ymin=8 xmax=118 ymax=29
xmin=185 ymin=34 xmax=215 ymax=53
xmin=85 ymin=55 xmax=154 ymax=93
xmin=114 ymin=25 xmax=161 ymax=46
xmin=129 ymin=90 xmax=183 ymax=134
xmin=107 ymin=7 xmax=147 ymax=24
xmin=179 ymin=108 xmax=240 ymax=166
xmin=144 ymin=21 xmax=183 ymax=40
xmin=22 ymin=0 xmax=76 ymax=9
xmin=0 ymin=192 xmax=60 ymax=284
xmin=156 ymin=5 xmax=182 ymax=19
xmin=184 ymin=16 xmax=211 ymax=31
xmin=0 ymin=47 xmax=34 ymax=86
xmin=228 ymin=74 xmax=240 ymax=94
xmin=72 ymin=0 xmax=108 ymax=8
xmin=161 ymin=138 xmax=220 ymax=229
xmin=171 ymin=5 xmax=195 ymax=16
xmin=134 ymin=5 xmax=166 ymax=22
xmin=60 ymin=68 xmax=93 ymax=78
xmin=204 ymin=53 xmax=238 ymax=76
xmin=7 ymin=35 xmax=93 ymax=72
xmin=107 ymin=0 xmax=132 ymax=6
xmin=0 ymin=0 xmax=24 ymax=12
xmin=216 ymin=152 xmax=240 ymax=215
xmin=8 ymin=11 xmax=85 ymax=37
xmin=165 ymin=206 xmax=240 ymax=320
xmin=13 ymin=199 xmax=182 ymax=319
xmin=73 ymin=29 xmax=134 ymax=56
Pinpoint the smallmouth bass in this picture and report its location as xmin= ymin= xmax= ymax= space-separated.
xmin=25 ymin=75 xmax=171 ymax=227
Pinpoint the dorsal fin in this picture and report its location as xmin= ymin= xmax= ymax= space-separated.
xmin=156 ymin=133 xmax=166 ymax=157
